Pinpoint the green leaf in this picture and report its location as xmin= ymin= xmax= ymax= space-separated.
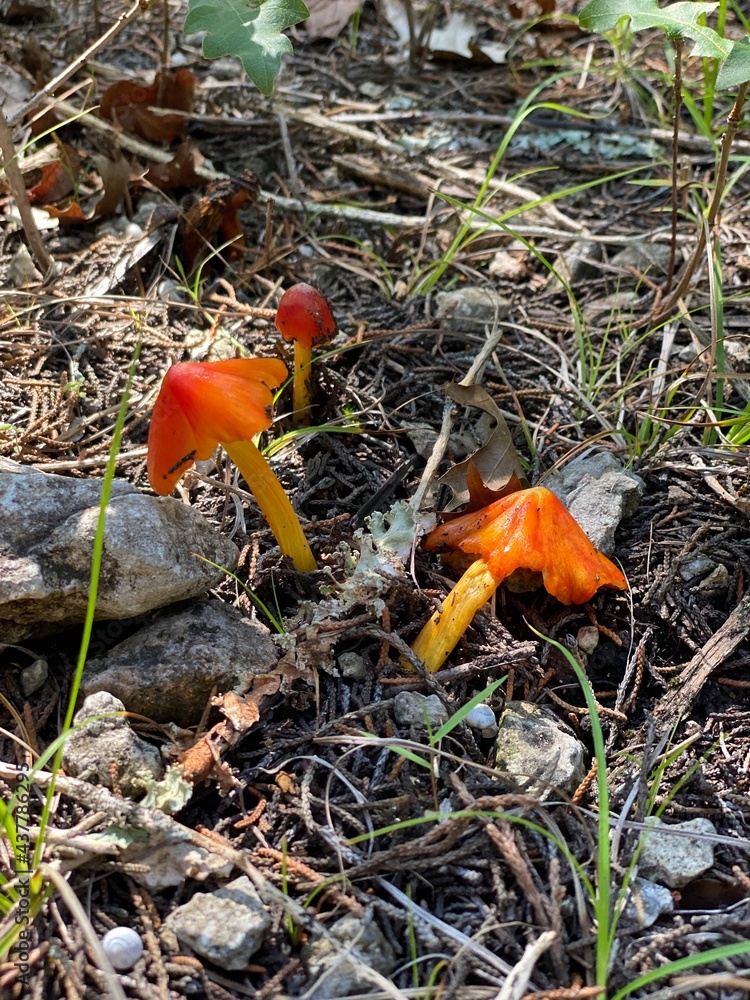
xmin=717 ymin=36 xmax=750 ymax=89
xmin=184 ymin=0 xmax=310 ymax=96
xmin=579 ymin=0 xmax=732 ymax=59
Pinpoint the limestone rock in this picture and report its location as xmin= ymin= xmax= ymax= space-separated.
xmin=164 ymin=876 xmax=270 ymax=970
xmin=495 ymin=701 xmax=586 ymax=799
xmin=436 ymin=286 xmax=510 ymax=331
xmin=620 ymin=876 xmax=674 ymax=929
xmin=545 ymin=451 xmax=644 ymax=554
xmin=638 ymin=817 xmax=716 ymax=889
xmin=62 ymin=692 xmax=164 ymax=796
xmin=0 ymin=465 xmax=238 ymax=643
xmin=394 ymin=691 xmax=449 ymax=730
xmin=303 ymin=913 xmax=396 ymax=999
xmin=82 ymin=600 xmax=279 ymax=726
xmin=124 ymin=841 xmax=234 ymax=890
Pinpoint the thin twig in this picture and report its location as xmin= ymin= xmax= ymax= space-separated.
xmin=0 ymin=106 xmax=53 ymax=276
xmin=7 ymin=0 xmax=143 ymax=126
xmin=657 ymin=82 xmax=748 ymax=321
xmin=664 ymin=36 xmax=683 ymax=295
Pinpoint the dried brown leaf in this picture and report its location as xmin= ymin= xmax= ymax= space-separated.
xmin=27 ymin=145 xmax=81 ymax=204
xmin=179 ymin=171 xmax=258 ymax=271
xmin=305 ymin=0 xmax=361 ymax=39
xmin=144 ymin=141 xmax=205 ymax=191
xmin=91 ymin=152 xmax=131 ymax=218
xmin=100 ymin=69 xmax=195 ymax=143
xmin=439 ymin=382 xmax=528 ymax=512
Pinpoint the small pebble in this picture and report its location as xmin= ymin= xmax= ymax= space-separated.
xmin=102 ymin=926 xmax=143 ymax=970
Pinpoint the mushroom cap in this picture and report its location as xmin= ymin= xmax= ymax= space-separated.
xmin=147 ymin=358 xmax=288 ymax=495
xmin=423 ymin=486 xmax=628 ymax=605
xmin=275 ymin=283 xmax=336 ymax=349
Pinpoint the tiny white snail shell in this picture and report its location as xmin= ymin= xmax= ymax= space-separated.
xmin=102 ymin=926 xmax=143 ymax=971
xmin=465 ymin=704 xmax=498 ymax=738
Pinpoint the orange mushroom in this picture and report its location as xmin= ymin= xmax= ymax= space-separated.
xmin=147 ymin=358 xmax=317 ymax=572
xmin=411 ymin=486 xmax=628 ymax=673
xmin=274 ymin=283 xmax=336 ymax=427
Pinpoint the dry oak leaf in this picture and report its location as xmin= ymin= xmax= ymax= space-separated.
xmin=439 ymin=382 xmax=529 ymax=512
xmin=41 ymin=152 xmax=131 ymax=225
xmin=304 ymin=0 xmax=361 ymax=38
xmin=100 ymin=68 xmax=195 ymax=143
xmin=144 ymin=140 xmax=205 ymax=191
xmin=179 ymin=171 xmax=259 ymax=271
xmin=179 ymin=675 xmax=282 ymax=787
xmin=27 ymin=144 xmax=81 ymax=204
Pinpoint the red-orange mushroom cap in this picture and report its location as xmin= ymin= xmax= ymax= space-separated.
xmin=275 ymin=283 xmax=336 ymax=349
xmin=411 ymin=486 xmax=627 ymax=672
xmin=423 ymin=486 xmax=627 ymax=605
xmin=147 ymin=358 xmax=288 ymax=496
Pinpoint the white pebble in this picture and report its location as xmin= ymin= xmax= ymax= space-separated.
xmin=102 ymin=926 xmax=143 ymax=970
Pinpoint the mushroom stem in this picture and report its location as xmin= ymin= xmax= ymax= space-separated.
xmin=292 ymin=343 xmax=313 ymax=428
xmin=223 ymin=439 xmax=317 ymax=572
xmin=411 ymin=558 xmax=499 ymax=673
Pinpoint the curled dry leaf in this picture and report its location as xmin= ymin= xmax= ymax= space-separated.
xmin=41 ymin=152 xmax=131 ymax=225
xmin=143 ymin=140 xmax=205 ymax=191
xmin=179 ymin=171 xmax=259 ymax=271
xmin=27 ymin=144 xmax=81 ymax=204
xmin=439 ymin=382 xmax=529 ymax=512
xmin=100 ymin=68 xmax=195 ymax=143
xmin=304 ymin=0 xmax=361 ymax=39
xmin=179 ymin=675 xmax=282 ymax=787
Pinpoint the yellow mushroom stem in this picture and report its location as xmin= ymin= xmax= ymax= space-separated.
xmin=223 ymin=439 xmax=317 ymax=572
xmin=411 ymin=558 xmax=499 ymax=673
xmin=292 ymin=342 xmax=314 ymax=428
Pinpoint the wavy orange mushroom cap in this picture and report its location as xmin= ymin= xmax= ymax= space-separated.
xmin=147 ymin=358 xmax=317 ymax=572
xmin=411 ymin=486 xmax=628 ymax=672
xmin=274 ymin=283 xmax=336 ymax=427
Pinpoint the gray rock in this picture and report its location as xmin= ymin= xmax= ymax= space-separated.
xmin=698 ymin=564 xmax=729 ymax=594
xmin=338 ymin=651 xmax=368 ymax=680
xmin=20 ymin=658 xmax=48 ymax=696
xmin=545 ymin=451 xmax=644 ymax=554
xmin=0 ymin=465 xmax=239 ymax=643
xmin=610 ymin=242 xmax=672 ymax=275
xmin=679 ymin=556 xmax=715 ymax=582
xmin=435 ymin=286 xmax=510 ymax=330
xmin=546 ymin=239 xmax=602 ymax=291
xmin=125 ymin=841 xmax=234 ymax=890
xmin=303 ymin=913 xmax=396 ymax=999
xmin=577 ymin=626 xmax=600 ymax=656
xmin=638 ymin=817 xmax=716 ymax=889
xmin=164 ymin=876 xmax=270 ymax=970
xmin=82 ymin=601 xmax=278 ymax=726
xmin=620 ymin=876 xmax=674 ymax=929
xmin=62 ymin=692 xmax=164 ymax=797
xmin=394 ymin=691 xmax=449 ymax=730
xmin=495 ymin=701 xmax=586 ymax=799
